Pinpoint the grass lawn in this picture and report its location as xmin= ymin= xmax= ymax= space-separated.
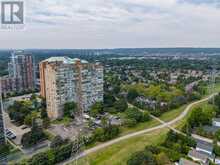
xmin=119 ymin=119 xmax=160 ymax=136
xmin=69 ymin=88 xmax=220 ymax=165
xmin=72 ymin=129 xmax=169 ymax=165
xmin=159 ymin=105 xmax=186 ymax=122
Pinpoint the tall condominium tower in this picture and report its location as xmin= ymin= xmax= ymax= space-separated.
xmin=8 ymin=51 xmax=35 ymax=90
xmin=40 ymin=57 xmax=104 ymax=120
xmin=0 ymin=83 xmax=5 ymax=145
xmin=0 ymin=51 xmax=36 ymax=96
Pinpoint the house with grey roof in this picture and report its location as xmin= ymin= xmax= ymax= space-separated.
xmin=178 ymin=158 xmax=198 ymax=165
xmin=213 ymin=118 xmax=220 ymax=127
xmin=196 ymin=140 xmax=213 ymax=155
xmin=215 ymin=157 xmax=220 ymax=165
xmin=188 ymin=149 xmax=210 ymax=165
xmin=202 ymin=125 xmax=219 ymax=134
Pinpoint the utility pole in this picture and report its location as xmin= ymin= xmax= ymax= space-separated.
xmin=71 ymin=128 xmax=89 ymax=165
xmin=0 ymin=78 xmax=7 ymax=164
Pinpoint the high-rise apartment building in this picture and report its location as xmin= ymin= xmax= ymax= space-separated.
xmin=0 ymin=51 xmax=36 ymax=96
xmin=0 ymin=83 xmax=5 ymax=145
xmin=8 ymin=51 xmax=35 ymax=90
xmin=40 ymin=57 xmax=104 ymax=120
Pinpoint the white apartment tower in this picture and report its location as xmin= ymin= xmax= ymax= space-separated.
xmin=39 ymin=57 xmax=103 ymax=119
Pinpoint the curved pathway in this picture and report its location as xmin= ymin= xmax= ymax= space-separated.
xmin=62 ymin=93 xmax=217 ymax=165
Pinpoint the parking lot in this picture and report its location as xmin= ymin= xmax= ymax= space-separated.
xmin=3 ymin=111 xmax=30 ymax=145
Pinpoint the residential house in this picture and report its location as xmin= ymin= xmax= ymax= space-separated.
xmin=212 ymin=118 xmax=220 ymax=127
xmin=196 ymin=140 xmax=213 ymax=155
xmin=178 ymin=158 xmax=198 ymax=165
xmin=188 ymin=149 xmax=210 ymax=165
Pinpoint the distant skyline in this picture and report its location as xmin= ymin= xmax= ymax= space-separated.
xmin=1 ymin=0 xmax=220 ymax=49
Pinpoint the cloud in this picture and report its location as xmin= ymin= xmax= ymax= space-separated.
xmin=0 ymin=0 xmax=220 ymax=48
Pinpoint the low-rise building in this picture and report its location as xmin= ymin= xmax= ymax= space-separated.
xmin=188 ymin=149 xmax=210 ymax=165
xmin=196 ymin=140 xmax=213 ymax=155
xmin=178 ymin=158 xmax=198 ymax=165
xmin=212 ymin=118 xmax=220 ymax=127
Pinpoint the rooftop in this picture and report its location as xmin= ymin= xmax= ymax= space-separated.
xmin=43 ymin=57 xmax=88 ymax=64
xmin=179 ymin=158 xmax=198 ymax=165
xmin=202 ymin=125 xmax=219 ymax=134
xmin=196 ymin=140 xmax=213 ymax=153
xmin=196 ymin=140 xmax=213 ymax=152
xmin=188 ymin=149 xmax=209 ymax=162
xmin=213 ymin=118 xmax=220 ymax=123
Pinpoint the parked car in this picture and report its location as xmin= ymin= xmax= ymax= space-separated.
xmin=5 ymin=129 xmax=16 ymax=140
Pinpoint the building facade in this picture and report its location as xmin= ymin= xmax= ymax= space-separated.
xmin=40 ymin=57 xmax=104 ymax=119
xmin=0 ymin=51 xmax=35 ymax=97
xmin=0 ymin=83 xmax=5 ymax=145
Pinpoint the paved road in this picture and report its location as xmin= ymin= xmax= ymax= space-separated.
xmin=61 ymin=93 xmax=217 ymax=165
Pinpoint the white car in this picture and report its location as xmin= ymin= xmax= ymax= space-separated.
xmin=5 ymin=129 xmax=16 ymax=140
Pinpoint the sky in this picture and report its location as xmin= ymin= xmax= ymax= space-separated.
xmin=0 ymin=0 xmax=220 ymax=49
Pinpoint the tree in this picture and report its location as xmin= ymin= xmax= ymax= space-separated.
xmin=124 ymin=118 xmax=137 ymax=127
xmin=114 ymin=99 xmax=128 ymax=112
xmin=104 ymin=93 xmax=116 ymax=107
xmin=54 ymin=143 xmax=73 ymax=163
xmin=21 ymin=119 xmax=46 ymax=148
xmin=0 ymin=144 xmax=10 ymax=158
xmin=8 ymin=100 xmax=34 ymax=124
xmin=215 ymin=129 xmax=220 ymax=141
xmin=188 ymin=106 xmax=216 ymax=128
xmin=40 ymin=108 xmax=50 ymax=128
xmin=30 ymin=93 xmax=37 ymax=101
xmin=127 ymin=89 xmax=139 ymax=102
xmin=141 ymin=111 xmax=150 ymax=122
xmin=113 ymin=85 xmax=121 ymax=95
xmin=90 ymin=102 xmax=104 ymax=117
xmin=125 ymin=108 xmax=142 ymax=122
xmin=155 ymin=152 xmax=171 ymax=165
xmin=30 ymin=151 xmax=54 ymax=165
xmin=64 ymin=102 xmax=77 ymax=117
xmin=41 ymin=108 xmax=48 ymax=119
xmin=214 ymin=144 xmax=220 ymax=157
xmin=50 ymin=136 xmax=64 ymax=149
xmin=170 ymin=96 xmax=187 ymax=108
xmin=30 ymin=93 xmax=38 ymax=109
xmin=24 ymin=112 xmax=38 ymax=126
xmin=93 ymin=123 xmax=120 ymax=142
xmin=43 ymin=118 xmax=50 ymax=129
xmin=127 ymin=150 xmax=156 ymax=165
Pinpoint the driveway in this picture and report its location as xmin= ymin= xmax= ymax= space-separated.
xmin=3 ymin=111 xmax=30 ymax=145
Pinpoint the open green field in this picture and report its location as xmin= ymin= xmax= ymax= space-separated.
xmin=159 ymin=105 xmax=186 ymax=122
xmin=70 ymin=103 xmax=200 ymax=165
xmin=72 ymin=129 xmax=169 ymax=165
xmin=69 ymin=83 xmax=220 ymax=165
xmin=120 ymin=119 xmax=160 ymax=136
